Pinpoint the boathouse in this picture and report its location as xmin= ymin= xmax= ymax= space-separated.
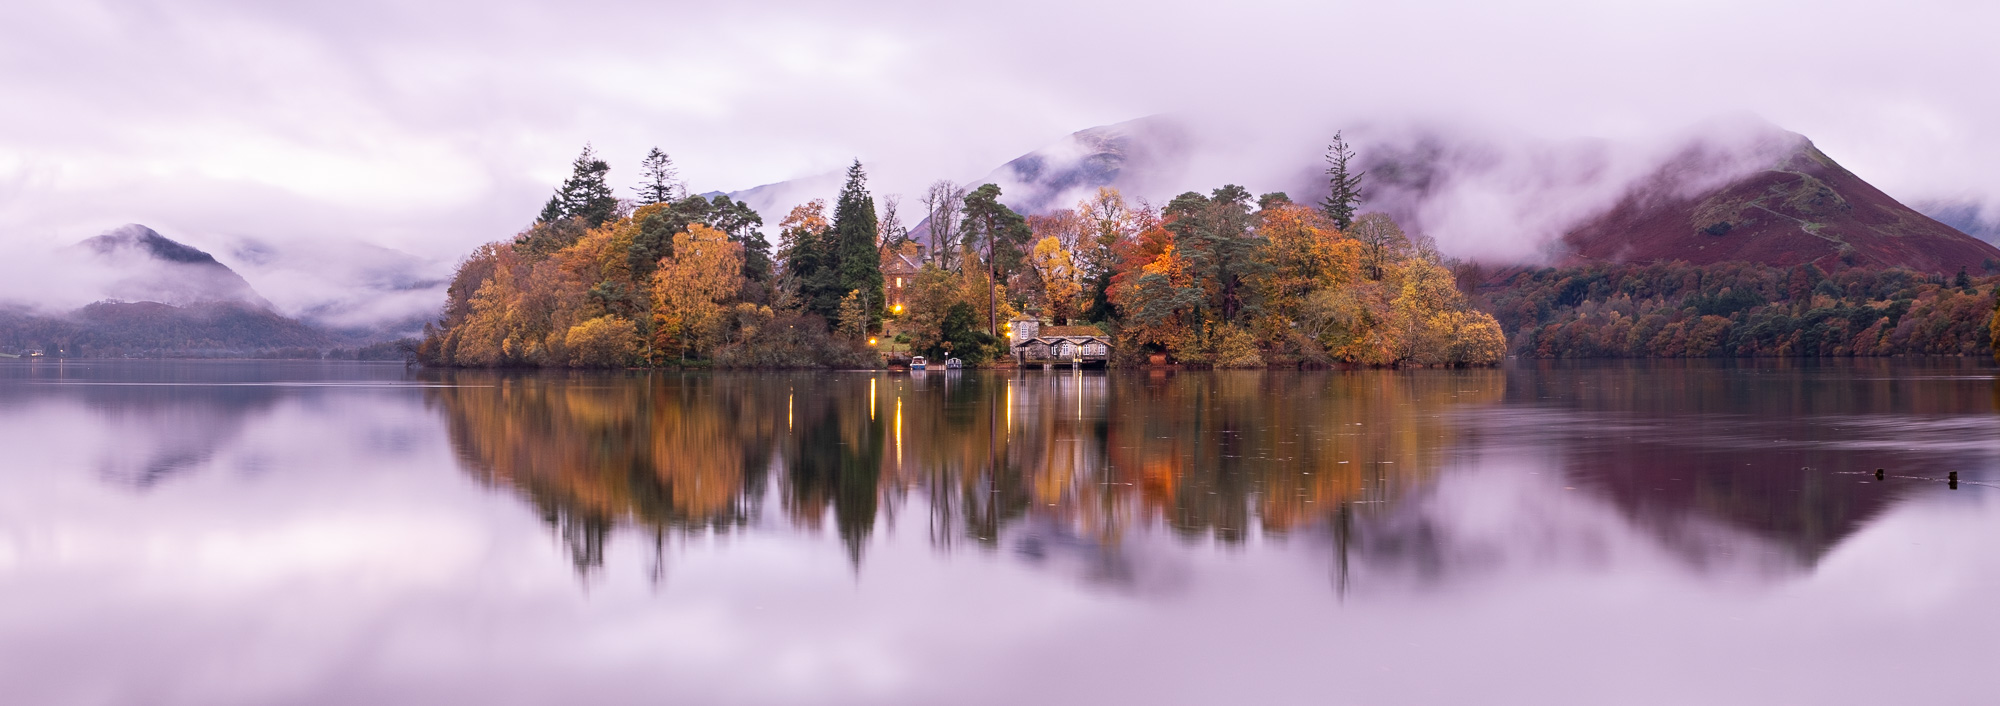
xmin=1008 ymin=318 xmax=1111 ymax=367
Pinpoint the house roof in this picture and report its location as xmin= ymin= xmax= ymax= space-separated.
xmin=882 ymin=251 xmax=922 ymax=274
xmin=1011 ymin=335 xmax=1110 ymax=349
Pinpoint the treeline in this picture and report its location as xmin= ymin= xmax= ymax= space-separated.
xmin=1478 ymin=261 xmax=1999 ymax=358
xmin=0 ymin=300 xmax=328 ymax=358
xmin=421 ymin=135 xmax=1507 ymax=368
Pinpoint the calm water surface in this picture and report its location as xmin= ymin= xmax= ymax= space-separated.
xmin=1 ymin=360 xmax=1996 ymax=704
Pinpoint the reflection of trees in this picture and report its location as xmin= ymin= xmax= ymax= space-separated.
xmin=1500 ymin=359 xmax=1987 ymax=567
xmin=430 ymin=371 xmax=781 ymax=572
xmin=429 ymin=368 xmax=1504 ymax=579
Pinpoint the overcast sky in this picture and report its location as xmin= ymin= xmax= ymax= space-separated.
xmin=3 ymin=0 xmax=1997 ymax=263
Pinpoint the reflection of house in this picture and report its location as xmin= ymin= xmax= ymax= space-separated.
xmin=1009 ymin=318 xmax=1111 ymax=367
xmin=882 ymin=250 xmax=922 ymax=313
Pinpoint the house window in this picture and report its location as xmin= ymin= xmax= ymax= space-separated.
xmin=895 ymin=277 xmax=903 ymax=287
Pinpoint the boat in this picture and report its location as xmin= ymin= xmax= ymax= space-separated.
xmin=944 ymin=358 xmax=963 ymax=370
xmin=910 ymin=356 xmax=926 ymax=370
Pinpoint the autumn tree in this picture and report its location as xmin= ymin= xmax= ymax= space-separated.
xmin=1256 ymin=201 xmax=1361 ymax=326
xmin=1029 ymin=236 xmax=1083 ymax=324
xmin=1079 ymin=187 xmax=1138 ymax=322
xmin=1321 ymin=131 xmax=1364 ymax=230
xmin=565 ymin=315 xmax=639 ymax=367
xmin=634 ymin=147 xmax=682 ymax=205
xmin=652 ymin=224 xmax=743 ymax=363
xmin=1109 ymin=243 xmax=1202 ymax=358
xmin=709 ymin=195 xmax=774 ymax=304
xmin=776 ymin=200 xmax=831 ymax=314
xmin=835 ymin=289 xmax=868 ymax=341
xmin=1350 ymin=212 xmax=1408 ymax=281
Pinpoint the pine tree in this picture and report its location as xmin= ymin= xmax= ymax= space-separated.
xmin=540 ymin=145 xmax=621 ymax=228
xmin=828 ymin=160 xmax=884 ymax=329
xmin=1321 ymin=131 xmax=1364 ymax=230
xmin=634 ymin=147 xmax=681 ymax=205
xmin=960 ymin=183 xmax=1033 ymax=333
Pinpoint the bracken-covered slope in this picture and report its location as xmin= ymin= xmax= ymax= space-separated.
xmin=1559 ymin=140 xmax=2000 ymax=275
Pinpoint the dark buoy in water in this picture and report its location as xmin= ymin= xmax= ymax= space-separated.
xmin=1876 ymin=468 xmax=1885 ymax=480
xmin=1949 ymin=471 xmax=1959 ymax=489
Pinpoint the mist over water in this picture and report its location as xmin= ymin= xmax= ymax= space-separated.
xmin=0 ymin=360 xmax=1994 ymax=704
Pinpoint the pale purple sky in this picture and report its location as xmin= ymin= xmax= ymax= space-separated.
xmin=2 ymin=0 xmax=1996 ymax=264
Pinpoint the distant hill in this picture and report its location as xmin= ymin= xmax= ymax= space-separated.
xmin=1916 ymin=200 xmax=2000 ymax=247
xmin=1555 ymin=137 xmax=2000 ymax=275
xmin=77 ymin=224 xmax=273 ymax=307
xmin=0 ymin=225 xmax=339 ymax=357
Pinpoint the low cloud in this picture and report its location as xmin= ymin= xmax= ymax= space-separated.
xmin=3 ymin=0 xmax=1997 ymax=302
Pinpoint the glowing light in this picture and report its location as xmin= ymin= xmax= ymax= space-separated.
xmin=891 ymin=304 xmax=903 ymax=314
xmin=868 ymin=337 xmax=878 ymax=346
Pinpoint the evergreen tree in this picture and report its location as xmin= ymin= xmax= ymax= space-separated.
xmin=959 ymin=183 xmax=1033 ymax=333
xmin=828 ymin=161 xmax=884 ymax=329
xmin=1167 ymin=185 xmax=1266 ymax=323
xmin=1321 ymin=131 xmax=1364 ymax=230
xmin=628 ymin=195 xmax=714 ymax=283
xmin=709 ymin=195 xmax=773 ymax=302
xmin=539 ymin=145 xmax=621 ymax=228
xmin=634 ymin=147 xmax=681 ymax=205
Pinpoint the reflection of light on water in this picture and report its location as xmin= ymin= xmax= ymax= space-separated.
xmin=870 ymin=378 xmax=876 ymax=421
xmin=895 ymin=395 xmax=903 ymax=467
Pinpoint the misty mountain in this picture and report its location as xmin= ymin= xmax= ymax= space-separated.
xmin=76 ymin=224 xmax=272 ymax=308
xmin=1551 ymin=137 xmax=2000 ymax=274
xmin=0 ymin=225 xmax=339 ymax=356
xmin=222 ymin=235 xmax=447 ymax=337
xmin=870 ymin=115 xmax=1997 ymax=274
xmin=1916 ymin=200 xmax=2000 ymax=246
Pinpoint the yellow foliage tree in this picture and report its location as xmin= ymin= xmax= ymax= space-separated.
xmin=1029 ymin=236 xmax=1083 ymax=323
xmin=565 ymin=315 xmax=638 ymax=367
xmin=652 ymin=224 xmax=743 ymax=363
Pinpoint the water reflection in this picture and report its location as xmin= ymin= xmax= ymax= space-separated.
xmin=3 ymin=360 xmax=1996 ymax=704
xmin=427 ymin=363 xmax=1998 ymax=592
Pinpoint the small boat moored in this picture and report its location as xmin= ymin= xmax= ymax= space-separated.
xmin=910 ymin=356 xmax=927 ymax=370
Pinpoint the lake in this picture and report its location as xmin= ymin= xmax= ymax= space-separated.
xmin=1 ymin=359 xmax=1995 ymax=705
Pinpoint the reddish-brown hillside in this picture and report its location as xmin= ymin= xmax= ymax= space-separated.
xmin=1559 ymin=141 xmax=2000 ymax=275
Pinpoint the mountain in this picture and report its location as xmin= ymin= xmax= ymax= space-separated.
xmin=76 ymin=224 xmax=273 ymax=307
xmin=0 ymin=225 xmax=336 ymax=356
xmin=1553 ymin=137 xmax=2000 ymax=274
xmin=967 ymin=116 xmax=1193 ymax=215
xmin=222 ymin=235 xmax=447 ymax=337
xmin=1916 ymin=200 xmax=2000 ymax=246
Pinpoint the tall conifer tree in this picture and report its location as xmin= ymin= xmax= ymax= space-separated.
xmin=539 ymin=145 xmax=620 ymax=228
xmin=828 ymin=160 xmax=884 ymax=328
xmin=1321 ymin=131 xmax=1364 ymax=230
xmin=634 ymin=147 xmax=681 ymax=205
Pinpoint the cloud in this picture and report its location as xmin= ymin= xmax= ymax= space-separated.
xmin=1 ymin=0 xmax=1997 ymax=280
